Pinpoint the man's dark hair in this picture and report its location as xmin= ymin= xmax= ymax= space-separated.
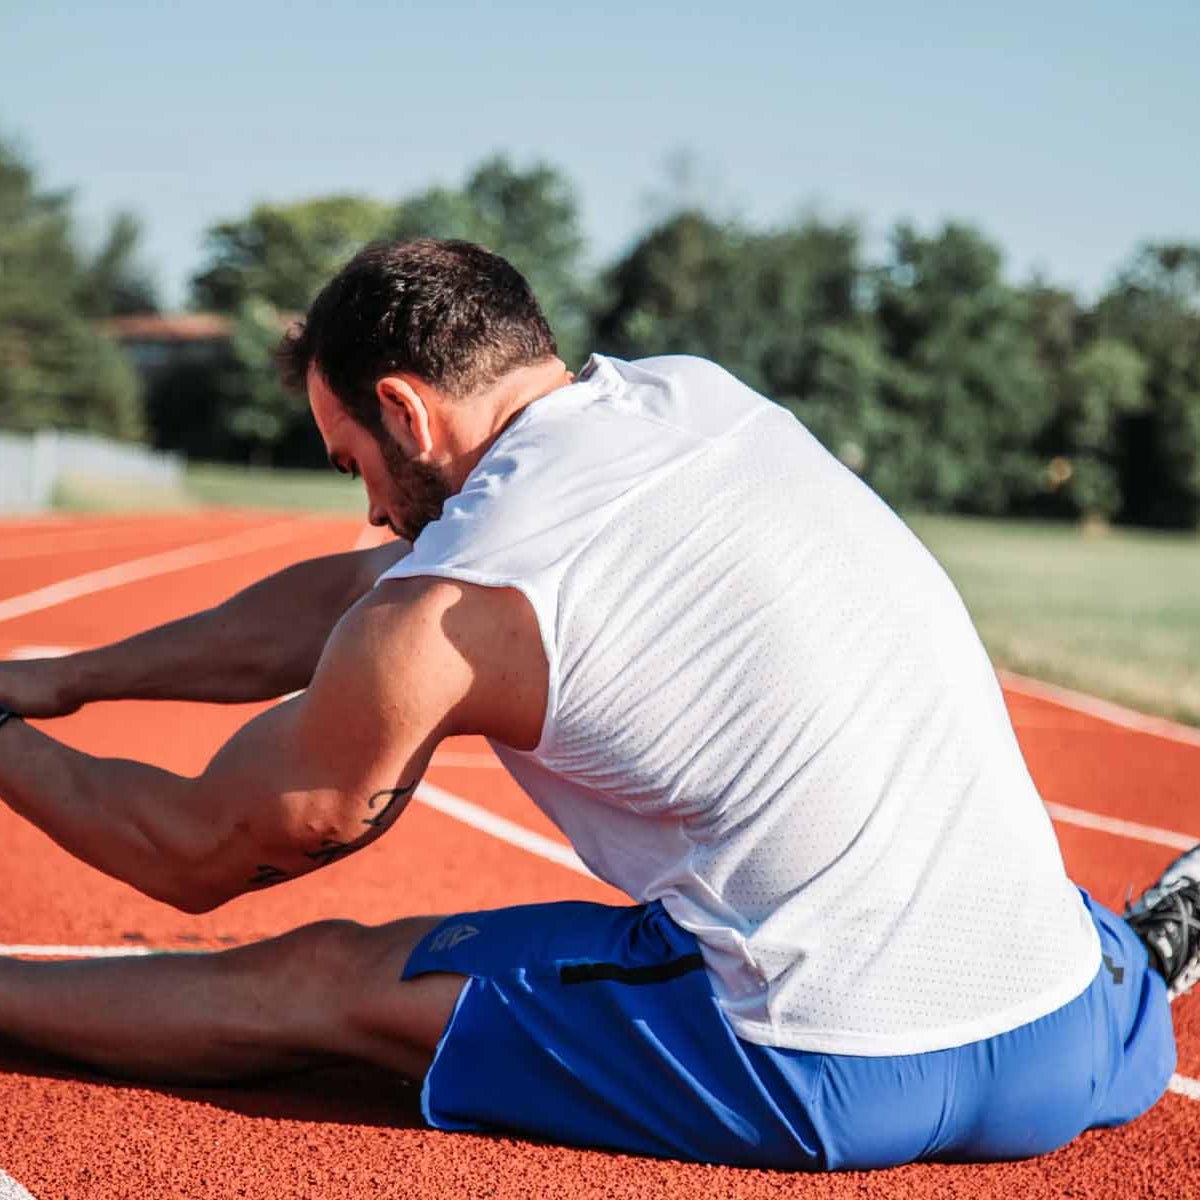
xmin=277 ymin=239 xmax=557 ymax=432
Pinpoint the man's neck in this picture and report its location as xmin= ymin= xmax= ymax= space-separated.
xmin=443 ymin=358 xmax=574 ymax=489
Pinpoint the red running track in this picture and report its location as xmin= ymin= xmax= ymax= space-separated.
xmin=0 ymin=511 xmax=1197 ymax=1199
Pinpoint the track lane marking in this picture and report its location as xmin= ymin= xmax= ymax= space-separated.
xmin=1044 ymin=802 xmax=1198 ymax=852
xmin=0 ymin=524 xmax=225 ymax=562
xmin=1170 ymin=1073 xmax=1200 ymax=1101
xmin=0 ymin=1167 xmax=37 ymax=1199
xmin=429 ymin=752 xmax=505 ymax=769
xmin=1000 ymin=669 xmax=1200 ymax=749
xmin=3 ymin=645 xmax=77 ymax=660
xmin=413 ymin=781 xmax=591 ymax=875
xmin=352 ymin=524 xmax=387 ymax=551
xmin=0 ymin=945 xmax=156 ymax=958
xmin=0 ymin=521 xmax=311 ymax=625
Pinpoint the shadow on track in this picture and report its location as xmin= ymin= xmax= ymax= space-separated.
xmin=0 ymin=1042 xmax=426 ymax=1130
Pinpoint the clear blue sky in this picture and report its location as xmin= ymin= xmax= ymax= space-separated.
xmin=4 ymin=0 xmax=1198 ymax=308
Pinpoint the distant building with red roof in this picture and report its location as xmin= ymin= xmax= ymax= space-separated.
xmin=103 ymin=313 xmax=235 ymax=377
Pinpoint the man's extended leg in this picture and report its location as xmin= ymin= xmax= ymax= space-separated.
xmin=0 ymin=916 xmax=464 ymax=1085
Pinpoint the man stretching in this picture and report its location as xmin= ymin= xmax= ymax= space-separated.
xmin=0 ymin=239 xmax=1195 ymax=1170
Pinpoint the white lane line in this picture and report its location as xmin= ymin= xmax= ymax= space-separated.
xmin=1044 ymin=801 xmax=1198 ymax=852
xmin=1000 ymin=669 xmax=1200 ymax=749
xmin=1170 ymin=1073 xmax=1200 ymax=1101
xmin=0 ymin=944 xmax=156 ymax=957
xmin=0 ymin=1167 xmax=38 ymax=1200
xmin=0 ymin=521 xmax=307 ymax=626
xmin=430 ymin=752 xmax=504 ymax=769
xmin=414 ymin=781 xmax=592 ymax=877
xmin=0 ymin=525 xmax=196 ymax=562
xmin=4 ymin=645 xmax=77 ymax=660
xmin=352 ymin=524 xmax=386 ymax=552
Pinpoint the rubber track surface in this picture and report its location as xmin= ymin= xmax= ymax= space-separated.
xmin=0 ymin=513 xmax=1196 ymax=1198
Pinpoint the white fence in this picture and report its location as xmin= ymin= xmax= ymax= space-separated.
xmin=0 ymin=430 xmax=184 ymax=512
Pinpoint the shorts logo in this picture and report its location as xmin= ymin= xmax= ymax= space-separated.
xmin=430 ymin=923 xmax=481 ymax=952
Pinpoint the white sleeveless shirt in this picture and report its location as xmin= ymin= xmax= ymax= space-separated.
xmin=379 ymin=354 xmax=1100 ymax=1055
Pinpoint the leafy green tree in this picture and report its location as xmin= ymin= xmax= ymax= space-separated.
xmin=390 ymin=156 xmax=590 ymax=369
xmin=1023 ymin=284 xmax=1126 ymax=520
xmin=185 ymin=196 xmax=391 ymax=464
xmin=0 ymin=137 xmax=143 ymax=438
xmin=1096 ymin=243 xmax=1200 ymax=528
xmin=192 ymin=196 xmax=392 ymax=313
xmin=592 ymin=210 xmax=863 ymax=393
xmin=786 ymin=323 xmax=910 ymax=486
xmin=592 ymin=210 xmax=737 ymax=363
xmin=145 ymin=301 xmax=321 ymax=467
xmin=872 ymin=222 xmax=1054 ymax=513
xmin=222 ymin=298 xmax=318 ymax=464
xmin=76 ymin=210 xmax=158 ymax=317
xmin=1060 ymin=339 xmax=1148 ymax=518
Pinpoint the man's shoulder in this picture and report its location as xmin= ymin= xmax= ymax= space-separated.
xmin=589 ymin=352 xmax=756 ymax=399
xmin=355 ymin=573 xmax=525 ymax=638
xmin=341 ymin=575 xmax=548 ymax=749
xmin=592 ymin=354 xmax=773 ymax=437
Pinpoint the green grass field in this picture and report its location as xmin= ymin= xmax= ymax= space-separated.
xmin=910 ymin=515 xmax=1200 ymax=727
xmin=52 ymin=463 xmax=362 ymax=513
xmin=184 ymin=463 xmax=363 ymax=510
xmin=47 ymin=465 xmax=1200 ymax=727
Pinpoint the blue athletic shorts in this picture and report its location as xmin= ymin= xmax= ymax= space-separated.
xmin=401 ymin=889 xmax=1175 ymax=1169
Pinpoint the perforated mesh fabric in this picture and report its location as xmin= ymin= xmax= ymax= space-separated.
xmin=383 ymin=354 xmax=1100 ymax=1054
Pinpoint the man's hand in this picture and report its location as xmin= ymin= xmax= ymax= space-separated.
xmin=0 ymin=575 xmax=548 ymax=913
xmin=0 ymin=656 xmax=81 ymax=719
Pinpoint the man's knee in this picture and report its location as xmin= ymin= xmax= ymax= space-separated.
xmin=234 ymin=918 xmax=366 ymax=1002
xmin=256 ymin=915 xmax=436 ymax=980
xmin=264 ymin=915 xmax=464 ymax=1073
xmin=339 ymin=917 xmax=467 ymax=1070
xmin=257 ymin=916 xmax=433 ymax=1002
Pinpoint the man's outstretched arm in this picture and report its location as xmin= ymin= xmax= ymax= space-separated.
xmin=0 ymin=577 xmax=548 ymax=914
xmin=0 ymin=539 xmax=411 ymax=717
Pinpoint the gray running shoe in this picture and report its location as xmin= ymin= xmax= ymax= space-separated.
xmin=1125 ymin=843 xmax=1200 ymax=1001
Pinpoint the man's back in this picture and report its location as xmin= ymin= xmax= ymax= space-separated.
xmin=383 ymin=353 xmax=1101 ymax=1054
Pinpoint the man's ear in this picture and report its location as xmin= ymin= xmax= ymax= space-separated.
xmin=376 ymin=375 xmax=434 ymax=457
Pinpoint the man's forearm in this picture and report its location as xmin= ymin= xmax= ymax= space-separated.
xmin=11 ymin=540 xmax=410 ymax=712
xmin=65 ymin=581 xmax=322 ymax=706
xmin=0 ymin=717 xmax=202 ymax=911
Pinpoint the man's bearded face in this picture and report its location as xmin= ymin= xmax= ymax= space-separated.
xmin=377 ymin=426 xmax=451 ymax=542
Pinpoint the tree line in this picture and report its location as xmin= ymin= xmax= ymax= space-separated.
xmin=3 ymin=136 xmax=1199 ymax=528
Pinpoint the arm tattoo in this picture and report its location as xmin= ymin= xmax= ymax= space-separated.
xmin=249 ymin=864 xmax=289 ymax=887
xmin=304 ymin=779 xmax=418 ymax=865
xmin=249 ymin=779 xmax=419 ymax=885
xmin=306 ymin=837 xmax=355 ymax=867
xmin=362 ymin=778 xmax=418 ymax=829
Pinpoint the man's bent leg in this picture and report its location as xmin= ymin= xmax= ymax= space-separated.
xmin=0 ymin=915 xmax=465 ymax=1086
